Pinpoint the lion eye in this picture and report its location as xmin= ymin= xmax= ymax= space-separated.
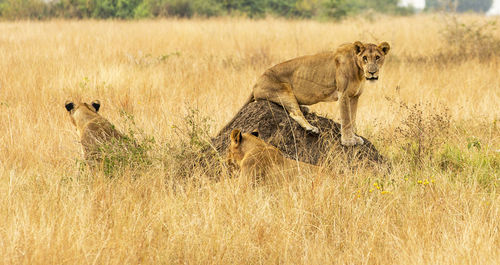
xmin=376 ymin=55 xmax=380 ymax=60
xmin=363 ymin=56 xmax=367 ymax=62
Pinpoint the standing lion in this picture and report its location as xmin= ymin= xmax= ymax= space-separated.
xmin=230 ymin=41 xmax=390 ymax=146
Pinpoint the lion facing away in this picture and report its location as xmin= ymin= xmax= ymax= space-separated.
xmin=64 ymin=99 xmax=124 ymax=164
xmin=227 ymin=41 xmax=390 ymax=146
xmin=227 ymin=129 xmax=320 ymax=186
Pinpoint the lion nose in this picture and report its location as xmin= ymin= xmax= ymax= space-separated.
xmin=368 ymin=70 xmax=377 ymax=75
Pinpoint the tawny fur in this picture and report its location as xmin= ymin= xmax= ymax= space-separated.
xmin=232 ymin=41 xmax=390 ymax=146
xmin=64 ymin=100 xmax=124 ymax=163
xmin=227 ymin=129 xmax=319 ymax=186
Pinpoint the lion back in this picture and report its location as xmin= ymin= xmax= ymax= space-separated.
xmin=80 ymin=117 xmax=123 ymax=161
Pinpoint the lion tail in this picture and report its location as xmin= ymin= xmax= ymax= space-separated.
xmin=217 ymin=92 xmax=255 ymax=135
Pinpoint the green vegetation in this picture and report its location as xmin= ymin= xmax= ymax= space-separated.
xmin=86 ymin=110 xmax=155 ymax=178
xmin=0 ymin=0 xmax=414 ymax=20
xmin=0 ymin=0 xmax=494 ymax=20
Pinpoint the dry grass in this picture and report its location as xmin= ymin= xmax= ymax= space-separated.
xmin=0 ymin=14 xmax=499 ymax=264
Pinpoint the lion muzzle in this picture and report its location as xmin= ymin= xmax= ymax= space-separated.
xmin=365 ymin=65 xmax=379 ymax=81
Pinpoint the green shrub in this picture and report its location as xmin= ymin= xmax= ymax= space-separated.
xmin=133 ymin=1 xmax=152 ymax=18
xmin=321 ymin=0 xmax=359 ymax=19
xmin=91 ymin=111 xmax=155 ymax=178
xmin=91 ymin=0 xmax=116 ymax=18
xmin=438 ymin=143 xmax=499 ymax=191
xmin=165 ymin=107 xmax=222 ymax=179
xmin=50 ymin=0 xmax=92 ymax=18
xmin=191 ymin=0 xmax=223 ymax=17
xmin=115 ymin=0 xmax=143 ymax=18
xmin=0 ymin=0 xmax=48 ymax=19
xmin=320 ymin=0 xmax=414 ymax=20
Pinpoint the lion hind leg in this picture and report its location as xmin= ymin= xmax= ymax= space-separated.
xmin=289 ymin=109 xmax=319 ymax=134
xmin=278 ymin=96 xmax=319 ymax=134
xmin=255 ymin=82 xmax=319 ymax=134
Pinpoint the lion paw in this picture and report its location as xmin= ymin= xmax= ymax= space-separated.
xmin=354 ymin=135 xmax=364 ymax=145
xmin=306 ymin=126 xmax=320 ymax=134
xmin=341 ymin=135 xmax=363 ymax=146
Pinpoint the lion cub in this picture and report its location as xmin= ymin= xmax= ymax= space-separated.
xmin=64 ymin=100 xmax=124 ymax=163
xmin=227 ymin=129 xmax=319 ymax=185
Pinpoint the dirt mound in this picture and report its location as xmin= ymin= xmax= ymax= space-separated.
xmin=212 ymin=100 xmax=385 ymax=165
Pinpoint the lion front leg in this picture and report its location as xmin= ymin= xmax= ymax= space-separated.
xmin=349 ymin=95 xmax=364 ymax=145
xmin=340 ymin=94 xmax=362 ymax=146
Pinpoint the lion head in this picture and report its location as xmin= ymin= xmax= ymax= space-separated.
xmin=64 ymin=100 xmax=101 ymax=133
xmin=227 ymin=128 xmax=260 ymax=167
xmin=353 ymin=41 xmax=390 ymax=81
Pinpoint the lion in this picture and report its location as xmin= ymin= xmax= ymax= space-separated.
xmin=64 ymin=99 xmax=124 ymax=163
xmin=227 ymin=129 xmax=319 ymax=185
xmin=228 ymin=41 xmax=390 ymax=146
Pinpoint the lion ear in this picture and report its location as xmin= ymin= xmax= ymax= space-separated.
xmin=230 ymin=129 xmax=242 ymax=146
xmin=354 ymin=41 xmax=365 ymax=55
xmin=91 ymin=100 xmax=101 ymax=112
xmin=250 ymin=129 xmax=259 ymax=138
xmin=378 ymin=42 xmax=390 ymax=55
xmin=65 ymin=101 xmax=74 ymax=112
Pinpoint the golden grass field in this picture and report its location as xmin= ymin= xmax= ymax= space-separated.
xmin=0 ymin=14 xmax=499 ymax=264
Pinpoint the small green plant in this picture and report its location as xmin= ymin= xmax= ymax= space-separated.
xmin=165 ymin=107 xmax=222 ymax=178
xmin=466 ymin=137 xmax=481 ymax=151
xmin=438 ymin=144 xmax=466 ymax=173
xmin=95 ymin=111 xmax=155 ymax=178
xmin=437 ymin=143 xmax=499 ymax=191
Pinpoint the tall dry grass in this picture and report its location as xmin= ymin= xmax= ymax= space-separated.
xmin=0 ymin=14 xmax=499 ymax=264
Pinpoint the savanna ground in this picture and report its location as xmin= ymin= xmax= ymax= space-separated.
xmin=0 ymin=14 xmax=499 ymax=264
